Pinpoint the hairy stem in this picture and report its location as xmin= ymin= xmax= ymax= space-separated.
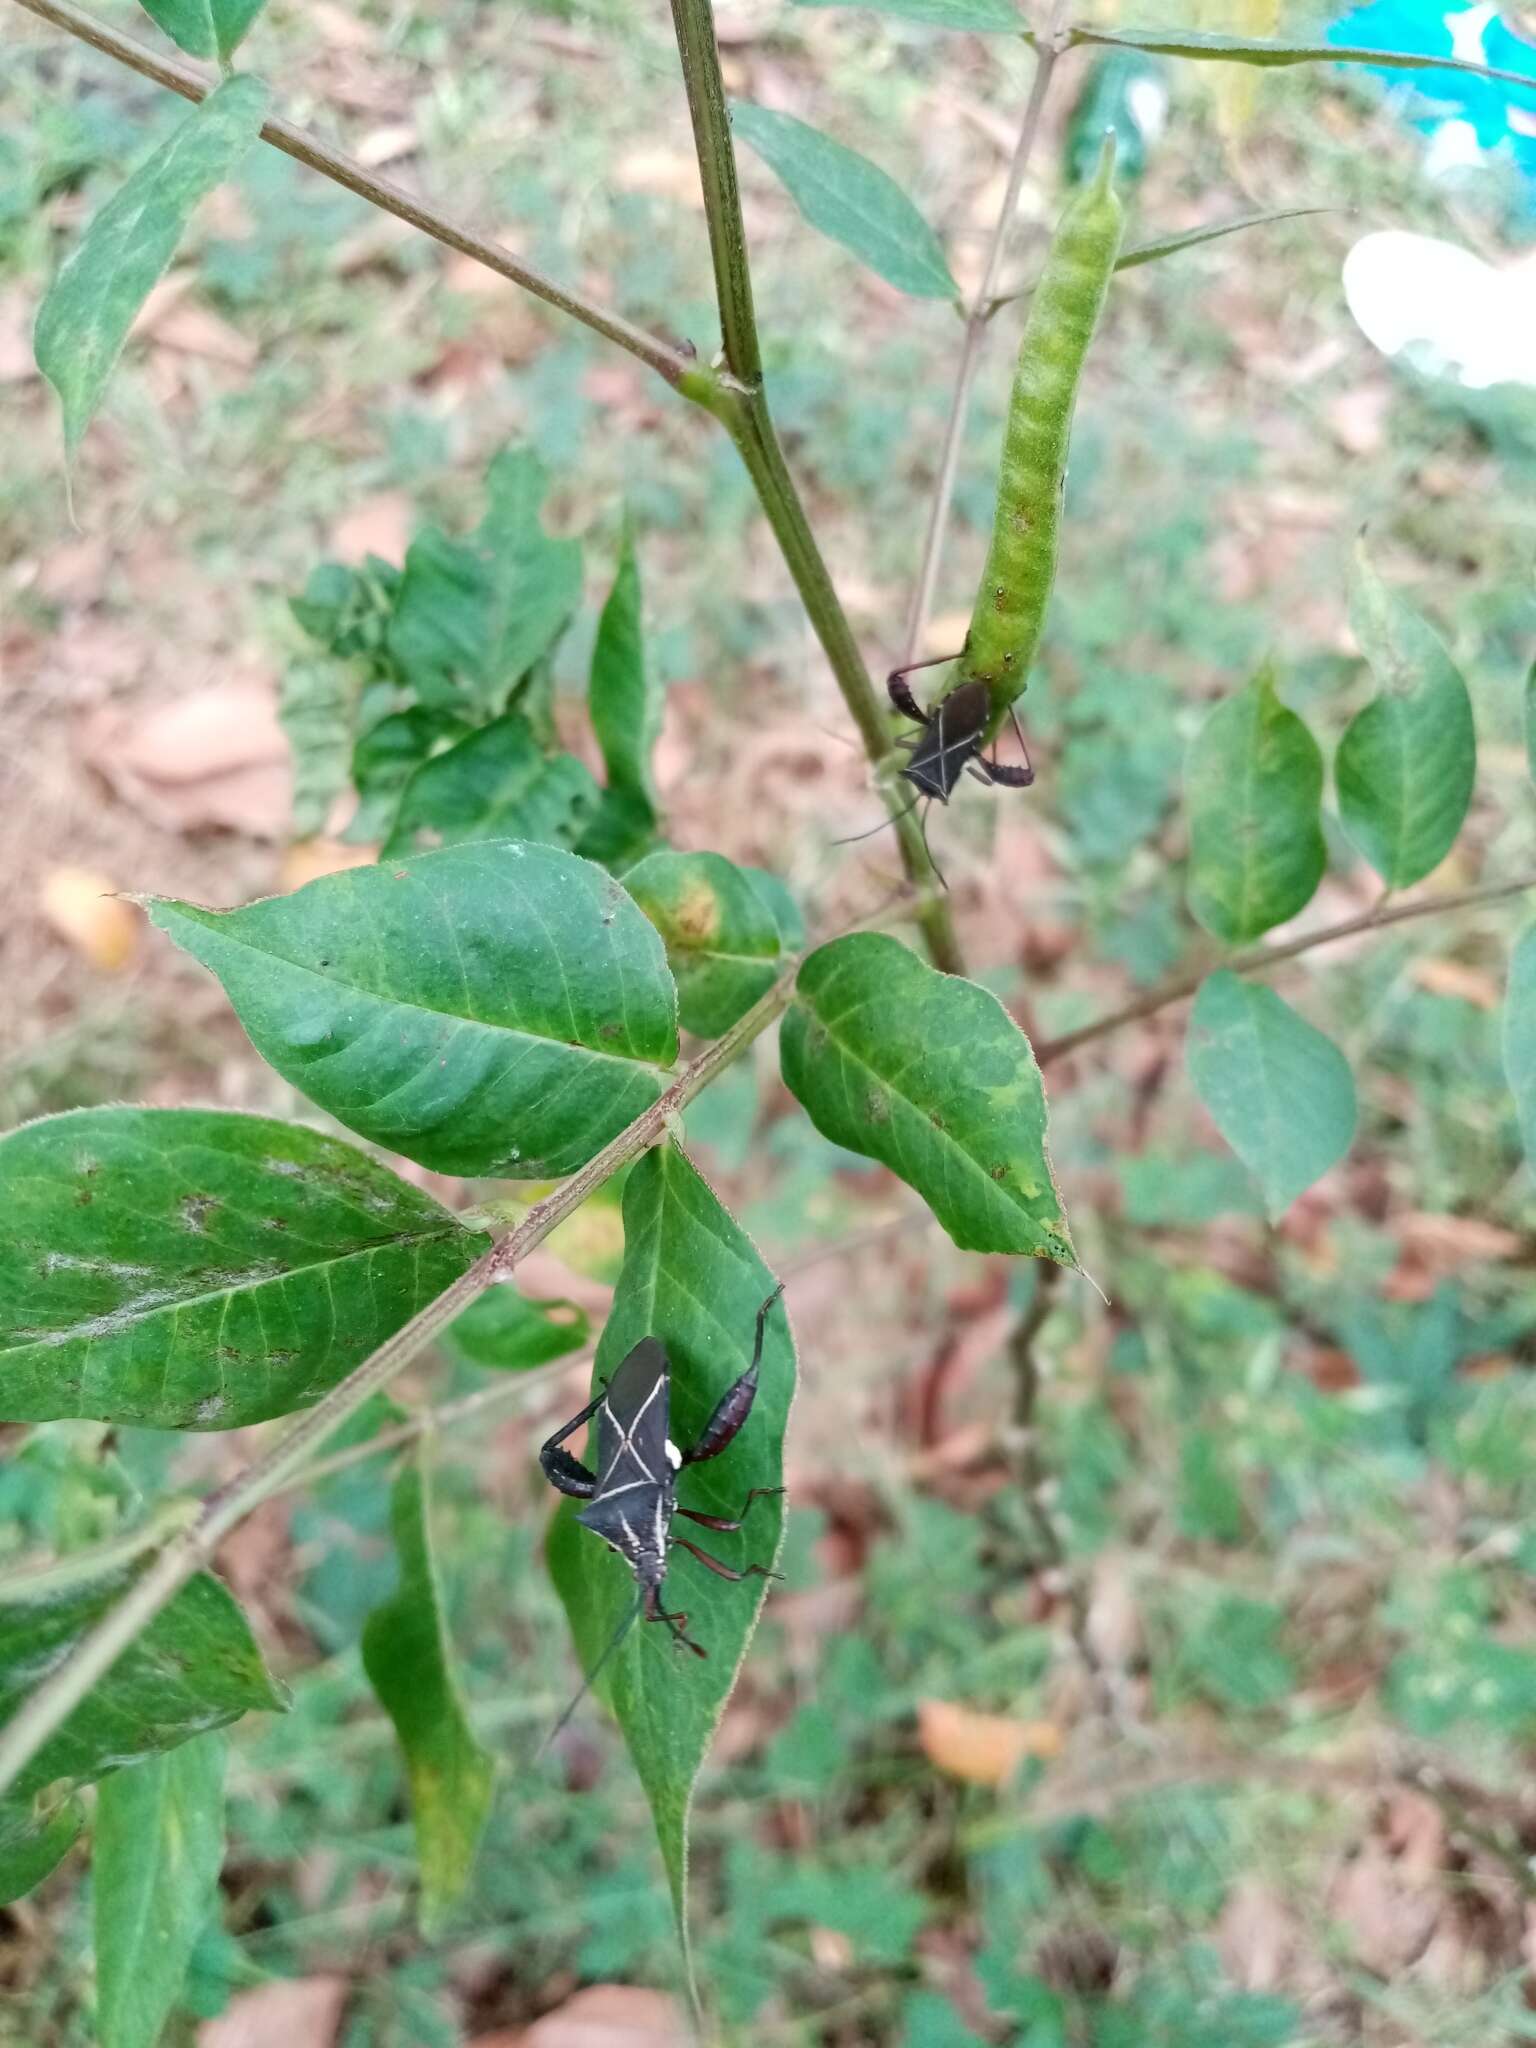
xmin=0 ymin=967 xmax=797 ymax=1800
xmin=900 ymin=3 xmax=1068 ymax=665
xmin=1037 ymin=869 xmax=1536 ymax=1064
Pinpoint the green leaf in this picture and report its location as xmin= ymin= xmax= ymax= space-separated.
xmin=94 ymin=1733 xmax=226 ymax=2048
xmin=386 ymin=529 xmax=491 ymax=708
xmin=624 ymin=851 xmax=792 ymax=1038
xmin=362 ymin=1452 xmax=495 ymax=1936
xmin=149 ymin=843 xmax=678 ymax=1178
xmin=779 ymin=933 xmax=1075 ymax=1261
xmin=547 ymin=1145 xmax=794 ymax=1963
xmin=386 ymin=450 xmax=582 ymax=713
xmin=383 ymin=715 xmax=599 ymax=859
xmin=741 ymin=866 xmax=806 ymax=953
xmin=1116 ymin=207 xmax=1331 ymax=272
xmin=279 ymin=656 xmax=356 ymax=839
xmin=1186 ymin=971 xmax=1356 ymax=1217
xmin=1186 ymin=665 xmax=1325 ymax=943
xmin=789 ymin=0 xmax=1021 ymax=31
xmin=1061 ymin=24 xmax=1536 ymax=93
xmin=1504 ymin=925 xmax=1536 ymax=1171
xmin=138 ymin=0 xmax=269 ymax=61
xmin=0 ymin=1558 xmax=284 ymax=1799
xmin=0 ymin=1788 xmax=84 ymax=1904
xmin=441 ymin=1284 xmax=590 ymax=1372
xmin=348 ymin=708 xmax=467 ymax=846
xmin=1336 ymin=547 xmax=1476 ymax=887
xmin=729 ymin=102 xmax=957 ymax=301
xmin=0 ymin=1107 xmax=486 ymax=1430
xmin=588 ymin=534 xmax=661 ymax=824
xmin=33 ymin=75 xmax=268 ymax=455
xmin=479 ymin=447 xmax=584 ymax=704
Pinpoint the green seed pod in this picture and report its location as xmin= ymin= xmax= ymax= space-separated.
xmin=957 ymin=136 xmax=1124 ymax=733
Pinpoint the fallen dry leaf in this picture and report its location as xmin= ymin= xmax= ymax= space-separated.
xmin=1411 ymin=956 xmax=1502 ymax=1009
xmin=1217 ymin=1876 xmax=1298 ymax=1991
xmin=199 ymin=1976 xmax=348 ymax=2048
xmin=280 ymin=839 xmax=379 ymax=891
xmin=329 ymin=491 xmax=412 ymax=567
xmin=38 ymin=867 xmax=140 ymax=972
xmin=355 ymin=122 xmax=419 ymax=169
xmin=80 ymin=679 xmax=291 ymax=839
xmin=476 ymin=1983 xmax=686 ymax=2048
xmin=917 ymin=1699 xmax=1062 ymax=1787
xmin=614 ymin=146 xmax=704 ymax=204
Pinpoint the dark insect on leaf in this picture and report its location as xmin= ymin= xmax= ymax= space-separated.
xmin=540 ymin=1286 xmax=785 ymax=1734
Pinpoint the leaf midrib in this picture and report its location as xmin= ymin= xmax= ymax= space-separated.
xmin=2 ymin=1224 xmax=469 ymax=1358
xmin=161 ymin=904 xmax=672 ymax=1076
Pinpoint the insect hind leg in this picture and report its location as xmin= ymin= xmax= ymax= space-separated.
xmin=644 ymin=1582 xmax=707 ymax=1657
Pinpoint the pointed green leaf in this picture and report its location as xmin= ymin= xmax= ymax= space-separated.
xmin=34 ymin=75 xmax=268 ymax=455
xmin=1186 ymin=665 xmax=1325 ymax=943
xmin=441 ymin=1284 xmax=590 ymax=1373
xmin=95 ymin=1733 xmax=226 ymax=2048
xmin=1116 ymin=207 xmax=1330 ymax=272
xmin=383 ymin=716 xmax=599 ymax=860
xmin=1187 ymin=971 xmax=1357 ymax=1217
xmin=279 ymin=656 xmax=356 ymax=840
xmin=792 ymin=0 xmax=1021 ymax=27
xmin=0 ymin=1108 xmax=486 ymax=1430
xmin=0 ymin=1789 xmax=84 ymax=1904
xmin=729 ymin=102 xmax=957 ymax=300
xmin=386 ymin=450 xmax=581 ymax=713
xmin=1337 ymin=549 xmax=1476 ymax=887
xmin=741 ymin=866 xmax=806 ymax=954
xmin=478 ymin=447 xmax=584 ymax=703
xmin=1061 ymin=24 xmax=1536 ymax=92
xmin=138 ymin=0 xmax=269 ymax=61
xmin=362 ymin=1453 xmax=495 ymax=1936
xmin=348 ymin=708 xmax=467 ymax=846
xmin=547 ymin=1145 xmax=794 ymax=1962
xmin=779 ymin=933 xmax=1075 ymax=1261
xmin=587 ymin=534 xmax=661 ymax=823
xmin=1504 ymin=925 xmax=1536 ymax=1171
xmin=149 ymin=844 xmax=678 ymax=1178
xmin=0 ymin=1558 xmax=285 ymax=1800
xmin=624 ymin=851 xmax=793 ymax=1038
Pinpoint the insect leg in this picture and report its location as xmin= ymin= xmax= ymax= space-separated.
xmin=681 ymin=1286 xmax=785 ymax=1466
xmin=917 ymin=799 xmax=947 ymax=893
xmin=674 ymin=1537 xmax=783 ymax=1584
xmin=537 ymin=1382 xmax=607 ymax=1498
xmin=644 ymin=1582 xmax=708 ymax=1657
xmin=677 ymin=1486 xmax=784 ymax=1532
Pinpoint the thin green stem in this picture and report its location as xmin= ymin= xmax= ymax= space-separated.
xmin=1036 ymin=870 xmax=1536 ymax=1063
xmin=0 ymin=966 xmax=797 ymax=1801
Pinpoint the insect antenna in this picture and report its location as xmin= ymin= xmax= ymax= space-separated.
xmin=917 ymin=799 xmax=947 ymax=892
xmin=832 ymin=791 xmax=922 ymax=848
xmin=538 ymin=1588 xmax=645 ymax=1754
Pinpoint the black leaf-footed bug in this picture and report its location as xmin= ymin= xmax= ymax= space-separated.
xmin=540 ymin=1285 xmax=786 ymax=1738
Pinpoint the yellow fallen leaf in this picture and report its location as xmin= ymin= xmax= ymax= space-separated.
xmin=39 ymin=868 xmax=140 ymax=972
xmin=917 ymin=1699 xmax=1062 ymax=1787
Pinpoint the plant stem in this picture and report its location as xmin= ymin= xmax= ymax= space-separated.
xmin=900 ymin=2 xmax=1068 ymax=666
xmin=726 ymin=402 xmax=966 ymax=974
xmin=0 ymin=966 xmax=797 ymax=1801
xmin=10 ymin=0 xmax=706 ymax=392
xmin=1037 ymin=870 xmax=1536 ymax=1063
xmin=664 ymin=0 xmax=965 ymax=976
